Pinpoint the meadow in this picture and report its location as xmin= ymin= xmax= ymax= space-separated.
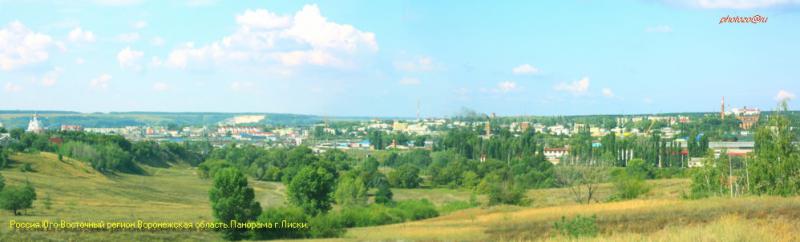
xmin=1 ymin=152 xmax=798 ymax=241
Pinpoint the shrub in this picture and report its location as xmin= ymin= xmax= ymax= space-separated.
xmin=197 ymin=159 xmax=233 ymax=179
xmin=395 ymin=199 xmax=439 ymax=220
xmin=309 ymin=213 xmax=345 ymax=238
xmin=552 ymin=215 xmax=598 ymax=238
xmin=20 ymin=163 xmax=34 ymax=172
xmin=610 ymin=170 xmax=650 ymax=201
xmin=253 ymin=206 xmax=310 ymax=240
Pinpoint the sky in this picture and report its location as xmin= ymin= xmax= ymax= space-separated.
xmin=0 ymin=0 xmax=798 ymax=117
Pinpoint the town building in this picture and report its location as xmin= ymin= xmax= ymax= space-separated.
xmin=731 ymin=107 xmax=760 ymax=130
xmin=60 ymin=125 xmax=83 ymax=132
xmin=544 ymin=147 xmax=569 ymax=164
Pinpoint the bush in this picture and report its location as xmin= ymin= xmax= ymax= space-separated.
xmin=610 ymin=170 xmax=650 ymax=201
xmin=552 ymin=215 xmax=598 ymax=238
xmin=322 ymin=199 xmax=439 ymax=230
xmin=253 ymin=206 xmax=310 ymax=240
xmin=309 ymin=213 xmax=345 ymax=238
xmin=395 ymin=199 xmax=439 ymax=220
xmin=20 ymin=163 xmax=34 ymax=172
xmin=197 ymin=159 xmax=233 ymax=179
xmin=487 ymin=183 xmax=526 ymax=206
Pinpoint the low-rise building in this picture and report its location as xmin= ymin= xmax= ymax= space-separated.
xmin=544 ymin=147 xmax=569 ymax=164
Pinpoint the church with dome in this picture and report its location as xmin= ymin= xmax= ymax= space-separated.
xmin=26 ymin=113 xmax=44 ymax=133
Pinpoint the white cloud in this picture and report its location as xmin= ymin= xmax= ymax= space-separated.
xmin=236 ymin=9 xmax=291 ymax=29
xmin=512 ymin=64 xmax=539 ymax=74
xmin=89 ymin=74 xmax=112 ymax=89
xmin=775 ymin=90 xmax=796 ymax=101
xmin=395 ymin=57 xmax=435 ymax=72
xmin=165 ymin=4 xmax=378 ymax=69
xmin=4 ymin=82 xmax=23 ymax=92
xmin=116 ymin=32 xmax=140 ymax=43
xmin=643 ymin=97 xmax=654 ymax=104
xmin=68 ymin=27 xmax=96 ymax=43
xmin=152 ymin=82 xmax=170 ymax=92
xmin=662 ymin=0 xmax=800 ymax=9
xmin=645 ymin=25 xmax=673 ymax=33
xmin=399 ymin=77 xmax=421 ymax=85
xmin=0 ymin=21 xmax=56 ymax=70
xmin=117 ymin=47 xmax=144 ymax=71
xmin=602 ymin=88 xmax=615 ymax=98
xmin=150 ymin=36 xmax=165 ymax=46
xmin=41 ymin=67 xmax=63 ymax=87
xmin=230 ymin=81 xmax=254 ymax=91
xmin=554 ymin=77 xmax=590 ymax=95
xmin=75 ymin=57 xmax=85 ymax=64
xmin=498 ymin=81 xmax=518 ymax=92
xmin=133 ymin=20 xmax=147 ymax=29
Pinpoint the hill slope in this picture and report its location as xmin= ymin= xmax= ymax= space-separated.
xmin=0 ymin=152 xmax=284 ymax=241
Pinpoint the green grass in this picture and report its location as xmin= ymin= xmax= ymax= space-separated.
xmin=0 ymin=152 xmax=283 ymax=241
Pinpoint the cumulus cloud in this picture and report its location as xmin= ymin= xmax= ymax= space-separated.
xmin=660 ymin=0 xmax=800 ymax=9
xmin=775 ymin=90 xmax=796 ymax=101
xmin=133 ymin=20 xmax=147 ymax=29
xmin=399 ymin=77 xmax=421 ymax=85
xmin=4 ymin=82 xmax=23 ymax=93
xmin=645 ymin=25 xmax=673 ymax=33
xmin=117 ymin=47 xmax=144 ymax=71
xmin=236 ymin=9 xmax=291 ymax=29
xmin=512 ymin=64 xmax=539 ymax=74
xmin=554 ymin=77 xmax=590 ymax=95
xmin=68 ymin=27 xmax=96 ymax=43
xmin=602 ymin=88 xmax=615 ymax=98
xmin=152 ymin=82 xmax=170 ymax=92
xmin=395 ymin=56 xmax=435 ymax=72
xmin=90 ymin=74 xmax=112 ymax=89
xmin=116 ymin=32 xmax=140 ymax=43
xmin=498 ymin=81 xmax=518 ymax=92
xmin=165 ymin=4 xmax=378 ymax=69
xmin=41 ymin=67 xmax=63 ymax=87
xmin=0 ymin=21 xmax=56 ymax=70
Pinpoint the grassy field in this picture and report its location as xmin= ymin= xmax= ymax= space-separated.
xmin=0 ymin=152 xmax=283 ymax=241
xmin=2 ymin=152 xmax=798 ymax=241
xmin=344 ymin=196 xmax=800 ymax=241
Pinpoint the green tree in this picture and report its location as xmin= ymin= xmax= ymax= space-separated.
xmin=749 ymin=103 xmax=800 ymax=196
xmin=287 ymin=165 xmax=336 ymax=215
xmin=374 ymin=180 xmax=393 ymax=205
xmin=208 ymin=167 xmax=261 ymax=240
xmin=387 ymin=164 xmax=421 ymax=188
xmin=689 ymin=152 xmax=726 ymax=198
xmin=333 ymin=175 xmax=368 ymax=207
xmin=0 ymin=183 xmax=36 ymax=215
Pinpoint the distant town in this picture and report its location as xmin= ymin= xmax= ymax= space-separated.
xmin=0 ymin=97 xmax=773 ymax=168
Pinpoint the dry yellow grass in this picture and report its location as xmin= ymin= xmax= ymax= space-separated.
xmin=344 ymin=196 xmax=800 ymax=241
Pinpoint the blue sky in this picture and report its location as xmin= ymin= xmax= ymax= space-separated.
xmin=0 ymin=0 xmax=798 ymax=117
